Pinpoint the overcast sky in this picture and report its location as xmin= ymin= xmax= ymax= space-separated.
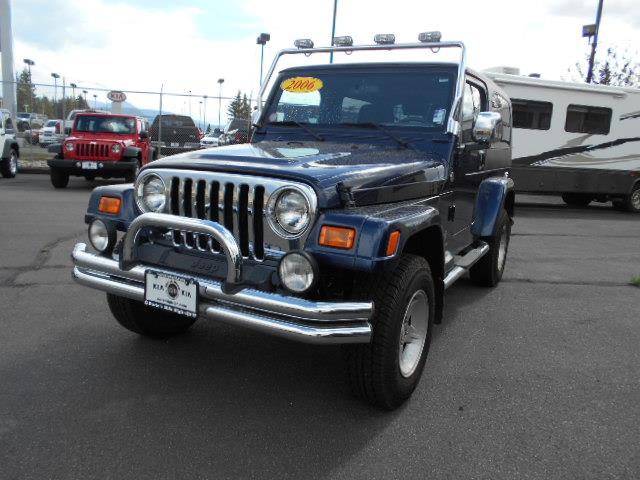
xmin=5 ymin=0 xmax=640 ymax=122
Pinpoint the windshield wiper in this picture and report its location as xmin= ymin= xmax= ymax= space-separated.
xmin=339 ymin=122 xmax=409 ymax=149
xmin=267 ymin=121 xmax=325 ymax=142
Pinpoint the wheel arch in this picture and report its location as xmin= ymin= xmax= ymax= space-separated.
xmin=401 ymin=225 xmax=445 ymax=324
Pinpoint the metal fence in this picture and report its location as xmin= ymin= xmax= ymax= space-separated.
xmin=2 ymin=81 xmax=255 ymax=171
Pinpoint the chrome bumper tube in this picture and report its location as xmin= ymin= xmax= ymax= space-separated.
xmin=72 ymin=243 xmax=373 ymax=344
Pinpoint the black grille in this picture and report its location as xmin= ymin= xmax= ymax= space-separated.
xmin=169 ymin=176 xmax=265 ymax=260
xmin=76 ymin=142 xmax=110 ymax=158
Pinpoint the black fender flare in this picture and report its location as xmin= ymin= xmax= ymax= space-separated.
xmin=122 ymin=146 xmax=142 ymax=159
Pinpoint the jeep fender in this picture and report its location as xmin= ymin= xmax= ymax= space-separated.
xmin=48 ymin=143 xmax=63 ymax=156
xmin=85 ymin=184 xmax=138 ymax=231
xmin=305 ymin=199 xmax=441 ymax=273
xmin=470 ymin=176 xmax=515 ymax=238
xmin=123 ymin=146 xmax=142 ymax=159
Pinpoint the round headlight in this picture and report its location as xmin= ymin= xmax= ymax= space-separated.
xmin=136 ymin=174 xmax=166 ymax=212
xmin=88 ymin=219 xmax=116 ymax=253
xmin=278 ymin=252 xmax=317 ymax=293
xmin=65 ymin=142 xmax=74 ymax=151
xmin=271 ymin=188 xmax=311 ymax=236
xmin=112 ymin=143 xmax=121 ymax=154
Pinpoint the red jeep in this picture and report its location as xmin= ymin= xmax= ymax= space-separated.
xmin=47 ymin=113 xmax=156 ymax=188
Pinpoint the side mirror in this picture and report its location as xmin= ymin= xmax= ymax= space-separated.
xmin=472 ymin=111 xmax=502 ymax=144
xmin=64 ymin=127 xmax=72 ymax=135
xmin=251 ymin=109 xmax=261 ymax=127
xmin=140 ymin=131 xmax=149 ymax=140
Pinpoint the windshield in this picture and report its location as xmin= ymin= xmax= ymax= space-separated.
xmin=264 ymin=67 xmax=456 ymax=132
xmin=74 ymin=115 xmax=136 ymax=134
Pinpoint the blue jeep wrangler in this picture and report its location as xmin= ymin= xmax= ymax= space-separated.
xmin=71 ymin=34 xmax=514 ymax=409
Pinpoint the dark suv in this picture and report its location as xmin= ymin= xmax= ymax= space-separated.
xmin=70 ymin=35 xmax=514 ymax=409
xmin=149 ymin=114 xmax=202 ymax=156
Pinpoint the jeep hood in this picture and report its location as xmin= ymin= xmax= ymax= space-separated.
xmin=147 ymin=141 xmax=450 ymax=208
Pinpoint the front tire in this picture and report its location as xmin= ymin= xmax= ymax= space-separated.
xmin=124 ymin=159 xmax=141 ymax=183
xmin=470 ymin=209 xmax=511 ymax=287
xmin=0 ymin=149 xmax=18 ymax=178
xmin=106 ymin=293 xmax=196 ymax=339
xmin=50 ymin=168 xmax=69 ymax=188
xmin=344 ymin=255 xmax=435 ymax=410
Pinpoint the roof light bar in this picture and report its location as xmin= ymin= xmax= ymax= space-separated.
xmin=418 ymin=31 xmax=442 ymax=43
xmin=332 ymin=36 xmax=354 ymax=47
xmin=294 ymin=38 xmax=314 ymax=49
xmin=374 ymin=34 xmax=396 ymax=45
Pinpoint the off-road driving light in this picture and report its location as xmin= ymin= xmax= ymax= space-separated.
xmin=278 ymin=252 xmax=317 ymax=293
xmin=88 ymin=219 xmax=116 ymax=254
xmin=333 ymin=36 xmax=354 ymax=47
xmin=269 ymin=188 xmax=311 ymax=237
xmin=65 ymin=142 xmax=74 ymax=151
xmin=111 ymin=144 xmax=121 ymax=154
xmin=136 ymin=174 xmax=166 ymax=213
xmin=374 ymin=34 xmax=395 ymax=45
xmin=418 ymin=31 xmax=442 ymax=43
xmin=294 ymin=39 xmax=314 ymax=49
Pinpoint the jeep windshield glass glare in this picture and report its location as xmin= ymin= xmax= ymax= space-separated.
xmin=75 ymin=116 xmax=136 ymax=134
xmin=264 ymin=67 xmax=456 ymax=132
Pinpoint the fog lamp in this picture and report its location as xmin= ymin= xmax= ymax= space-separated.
xmin=333 ymin=36 xmax=353 ymax=47
xmin=278 ymin=252 xmax=317 ymax=294
xmin=374 ymin=34 xmax=395 ymax=45
xmin=88 ymin=219 xmax=116 ymax=254
xmin=418 ymin=31 xmax=442 ymax=43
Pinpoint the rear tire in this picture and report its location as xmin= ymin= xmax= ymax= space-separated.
xmin=0 ymin=149 xmax=18 ymax=178
xmin=50 ymin=168 xmax=69 ymax=188
xmin=106 ymin=293 xmax=196 ymax=339
xmin=562 ymin=192 xmax=592 ymax=207
xmin=619 ymin=184 xmax=640 ymax=213
xmin=470 ymin=209 xmax=511 ymax=287
xmin=344 ymin=255 xmax=434 ymax=410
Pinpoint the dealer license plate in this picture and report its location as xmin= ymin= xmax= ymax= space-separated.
xmin=82 ymin=162 xmax=98 ymax=170
xmin=170 ymin=142 xmax=180 ymax=147
xmin=144 ymin=271 xmax=198 ymax=318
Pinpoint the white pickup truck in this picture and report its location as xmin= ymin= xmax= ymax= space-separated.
xmin=0 ymin=110 xmax=19 ymax=178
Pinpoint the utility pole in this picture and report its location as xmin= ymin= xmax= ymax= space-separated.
xmin=217 ymin=78 xmax=224 ymax=129
xmin=256 ymin=33 xmax=270 ymax=85
xmin=0 ymin=0 xmax=17 ymax=118
xmin=585 ymin=0 xmax=604 ymax=83
xmin=70 ymin=82 xmax=77 ymax=108
xmin=82 ymin=90 xmax=88 ymax=106
xmin=23 ymin=59 xmax=35 ymax=118
xmin=329 ymin=0 xmax=338 ymax=63
xmin=51 ymin=72 xmax=60 ymax=117
xmin=203 ymin=95 xmax=208 ymax=132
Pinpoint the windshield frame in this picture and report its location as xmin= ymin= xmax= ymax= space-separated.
xmin=73 ymin=115 xmax=138 ymax=135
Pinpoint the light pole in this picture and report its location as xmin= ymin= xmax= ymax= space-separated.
xmin=70 ymin=82 xmax=77 ymax=108
xmin=82 ymin=90 xmax=88 ymax=106
xmin=256 ymin=33 xmax=270 ymax=85
xmin=198 ymin=101 xmax=203 ymax=130
xmin=203 ymin=95 xmax=208 ymax=132
xmin=93 ymin=94 xmax=97 ymax=109
xmin=217 ymin=78 xmax=224 ymax=129
xmin=584 ymin=0 xmax=604 ymax=83
xmin=51 ymin=72 xmax=60 ymax=117
xmin=188 ymin=90 xmax=192 ymax=117
xmin=329 ymin=0 xmax=338 ymax=63
xmin=23 ymin=59 xmax=35 ymax=118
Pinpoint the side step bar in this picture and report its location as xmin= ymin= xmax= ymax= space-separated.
xmin=443 ymin=242 xmax=489 ymax=289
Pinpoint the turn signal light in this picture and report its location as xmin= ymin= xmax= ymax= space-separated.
xmin=98 ymin=196 xmax=122 ymax=214
xmin=386 ymin=230 xmax=401 ymax=256
xmin=319 ymin=225 xmax=356 ymax=249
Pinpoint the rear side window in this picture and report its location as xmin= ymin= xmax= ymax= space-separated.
xmin=512 ymin=99 xmax=552 ymax=130
xmin=565 ymin=104 xmax=611 ymax=135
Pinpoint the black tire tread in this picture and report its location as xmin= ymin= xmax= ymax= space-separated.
xmin=345 ymin=254 xmax=433 ymax=409
xmin=106 ymin=293 xmax=196 ymax=339
xmin=470 ymin=209 xmax=510 ymax=287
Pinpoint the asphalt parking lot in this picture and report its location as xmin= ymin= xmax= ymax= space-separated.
xmin=1 ymin=174 xmax=639 ymax=480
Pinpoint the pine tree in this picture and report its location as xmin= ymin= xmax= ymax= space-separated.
xmin=227 ymin=91 xmax=251 ymax=121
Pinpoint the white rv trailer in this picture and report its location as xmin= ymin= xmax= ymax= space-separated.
xmin=484 ymin=69 xmax=640 ymax=212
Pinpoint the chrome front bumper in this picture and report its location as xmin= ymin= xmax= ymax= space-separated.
xmin=72 ymin=238 xmax=373 ymax=345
